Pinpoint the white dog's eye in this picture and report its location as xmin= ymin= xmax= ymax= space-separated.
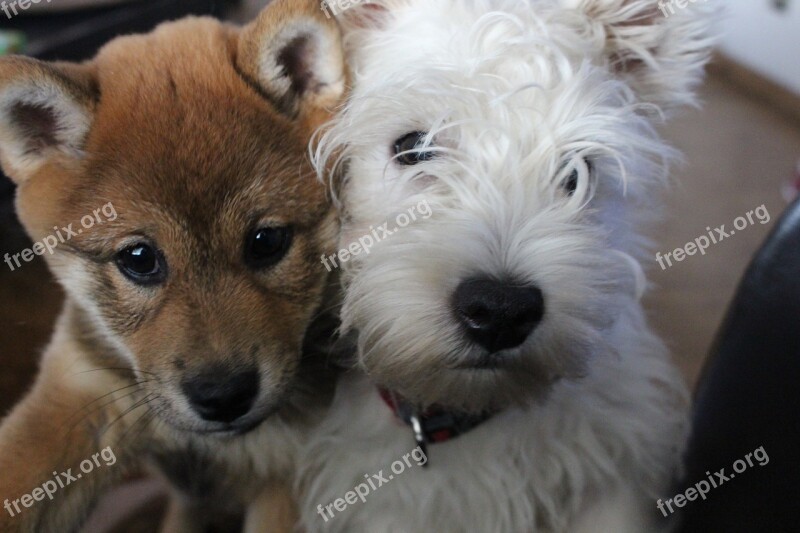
xmin=563 ymin=158 xmax=593 ymax=195
xmin=394 ymin=131 xmax=436 ymax=165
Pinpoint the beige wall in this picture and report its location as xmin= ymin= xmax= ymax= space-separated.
xmin=719 ymin=0 xmax=800 ymax=95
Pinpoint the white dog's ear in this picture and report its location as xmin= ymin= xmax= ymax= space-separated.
xmin=238 ymin=0 xmax=346 ymax=129
xmin=564 ymin=0 xmax=715 ymax=110
xmin=0 ymin=57 xmax=98 ymax=184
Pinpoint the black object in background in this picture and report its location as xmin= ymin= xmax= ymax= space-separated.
xmin=679 ymin=197 xmax=800 ymax=533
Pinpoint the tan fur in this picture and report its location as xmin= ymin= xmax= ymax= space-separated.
xmin=0 ymin=0 xmax=345 ymax=530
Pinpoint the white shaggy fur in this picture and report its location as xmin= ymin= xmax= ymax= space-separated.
xmin=300 ymin=0 xmax=715 ymax=531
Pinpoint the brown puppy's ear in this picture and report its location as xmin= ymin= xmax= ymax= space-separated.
xmin=238 ymin=0 xmax=346 ymax=130
xmin=0 ymin=56 xmax=98 ymax=184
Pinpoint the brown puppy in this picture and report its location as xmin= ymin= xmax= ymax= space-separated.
xmin=0 ymin=0 xmax=345 ymax=531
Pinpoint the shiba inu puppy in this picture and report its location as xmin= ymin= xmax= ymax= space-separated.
xmin=0 ymin=0 xmax=345 ymax=530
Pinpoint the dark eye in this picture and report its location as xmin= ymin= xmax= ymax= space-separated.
xmin=563 ymin=158 xmax=593 ymax=195
xmin=245 ymin=226 xmax=293 ymax=269
xmin=394 ymin=131 xmax=436 ymax=165
xmin=115 ymin=244 xmax=166 ymax=285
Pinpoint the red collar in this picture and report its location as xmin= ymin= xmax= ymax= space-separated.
xmin=379 ymin=388 xmax=497 ymax=458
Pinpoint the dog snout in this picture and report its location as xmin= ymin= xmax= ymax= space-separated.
xmin=181 ymin=366 xmax=260 ymax=424
xmin=453 ymin=278 xmax=544 ymax=353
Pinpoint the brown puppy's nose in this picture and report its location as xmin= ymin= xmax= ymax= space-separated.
xmin=182 ymin=367 xmax=260 ymax=423
xmin=453 ymin=278 xmax=545 ymax=353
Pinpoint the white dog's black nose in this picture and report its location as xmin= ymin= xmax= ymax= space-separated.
xmin=453 ymin=278 xmax=544 ymax=353
xmin=182 ymin=367 xmax=260 ymax=423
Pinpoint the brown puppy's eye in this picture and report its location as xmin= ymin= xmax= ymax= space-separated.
xmin=115 ymin=244 xmax=166 ymax=286
xmin=245 ymin=226 xmax=293 ymax=269
xmin=394 ymin=131 xmax=436 ymax=166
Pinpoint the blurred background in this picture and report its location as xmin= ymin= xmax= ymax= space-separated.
xmin=0 ymin=0 xmax=798 ymax=529
xmin=646 ymin=0 xmax=800 ymax=385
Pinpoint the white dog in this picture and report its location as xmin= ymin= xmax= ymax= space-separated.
xmin=300 ymin=1 xmax=714 ymax=531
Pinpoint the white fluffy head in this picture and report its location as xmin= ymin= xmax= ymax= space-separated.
xmin=317 ymin=0 xmax=714 ymax=412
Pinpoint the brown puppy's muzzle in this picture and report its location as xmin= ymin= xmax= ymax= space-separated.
xmin=181 ymin=364 xmax=260 ymax=425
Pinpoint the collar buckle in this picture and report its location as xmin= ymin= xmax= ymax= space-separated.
xmin=408 ymin=412 xmax=429 ymax=467
xmin=379 ymin=387 xmax=497 ymax=464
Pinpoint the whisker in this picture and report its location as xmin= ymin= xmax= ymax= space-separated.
xmin=60 ymin=382 xmax=150 ymax=437
xmin=72 ymin=367 xmax=156 ymax=377
xmin=100 ymin=394 xmax=155 ymax=440
xmin=114 ymin=397 xmax=160 ymax=450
